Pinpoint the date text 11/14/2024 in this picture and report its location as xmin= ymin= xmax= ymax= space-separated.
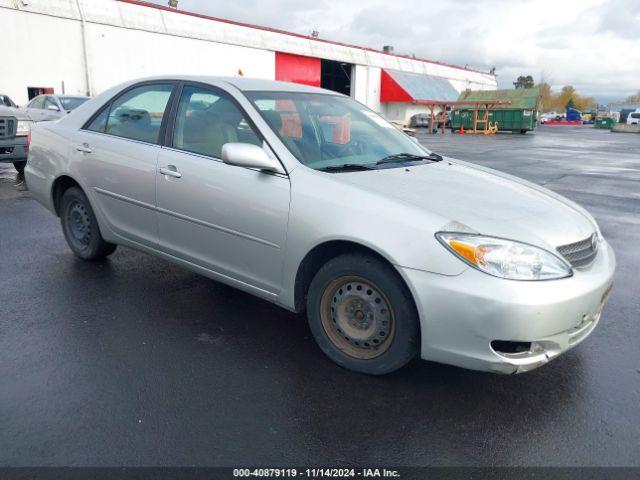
xmin=233 ymin=468 xmax=401 ymax=478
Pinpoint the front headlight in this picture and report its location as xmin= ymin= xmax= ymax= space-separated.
xmin=436 ymin=232 xmax=572 ymax=281
xmin=16 ymin=120 xmax=32 ymax=136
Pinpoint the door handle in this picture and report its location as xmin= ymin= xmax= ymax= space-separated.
xmin=75 ymin=144 xmax=92 ymax=153
xmin=159 ymin=166 xmax=182 ymax=178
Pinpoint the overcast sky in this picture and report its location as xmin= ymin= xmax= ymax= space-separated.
xmin=148 ymin=0 xmax=639 ymax=102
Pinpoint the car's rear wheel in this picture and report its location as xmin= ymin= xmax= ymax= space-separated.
xmin=60 ymin=186 xmax=117 ymax=260
xmin=306 ymin=253 xmax=420 ymax=374
xmin=13 ymin=161 xmax=26 ymax=174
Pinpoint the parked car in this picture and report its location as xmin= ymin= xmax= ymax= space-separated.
xmin=539 ymin=112 xmax=557 ymax=124
xmin=409 ymin=112 xmax=450 ymax=130
xmin=626 ymin=111 xmax=640 ymax=125
xmin=0 ymin=94 xmax=17 ymax=108
xmin=25 ymin=76 xmax=615 ymax=375
xmin=22 ymin=94 xmax=90 ymax=122
xmin=618 ymin=108 xmax=635 ymax=124
xmin=0 ymin=105 xmax=31 ymax=173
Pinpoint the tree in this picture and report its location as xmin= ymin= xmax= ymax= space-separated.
xmin=513 ymin=75 xmax=535 ymax=89
xmin=535 ymin=82 xmax=595 ymax=112
xmin=625 ymin=91 xmax=640 ymax=103
xmin=538 ymin=82 xmax=553 ymax=111
xmin=557 ymin=85 xmax=577 ymax=109
xmin=575 ymin=95 xmax=596 ymax=111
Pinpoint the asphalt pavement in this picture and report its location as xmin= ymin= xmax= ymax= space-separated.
xmin=0 ymin=125 xmax=638 ymax=466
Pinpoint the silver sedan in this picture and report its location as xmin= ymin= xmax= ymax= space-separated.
xmin=22 ymin=94 xmax=90 ymax=122
xmin=25 ymin=76 xmax=615 ymax=375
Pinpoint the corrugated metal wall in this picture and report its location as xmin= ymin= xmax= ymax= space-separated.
xmin=0 ymin=0 xmax=497 ymax=109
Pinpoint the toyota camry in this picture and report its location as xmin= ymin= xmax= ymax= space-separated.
xmin=25 ymin=76 xmax=615 ymax=374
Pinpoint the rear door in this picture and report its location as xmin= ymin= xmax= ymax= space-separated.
xmin=26 ymin=96 xmax=46 ymax=121
xmin=155 ymin=83 xmax=290 ymax=296
xmin=72 ymin=82 xmax=177 ymax=248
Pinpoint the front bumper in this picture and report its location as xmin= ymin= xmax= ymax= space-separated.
xmin=401 ymin=240 xmax=616 ymax=374
xmin=0 ymin=137 xmax=28 ymax=162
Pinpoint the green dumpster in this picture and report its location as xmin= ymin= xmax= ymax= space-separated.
xmin=595 ymin=118 xmax=615 ymax=129
xmin=451 ymin=87 xmax=540 ymax=133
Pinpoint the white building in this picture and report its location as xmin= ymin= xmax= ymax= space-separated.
xmin=0 ymin=0 xmax=497 ymax=122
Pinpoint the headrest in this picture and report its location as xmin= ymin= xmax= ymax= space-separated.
xmin=114 ymin=107 xmax=150 ymax=126
xmin=182 ymin=110 xmax=221 ymax=143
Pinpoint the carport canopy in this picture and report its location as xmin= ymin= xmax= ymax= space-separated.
xmin=380 ymin=68 xmax=459 ymax=103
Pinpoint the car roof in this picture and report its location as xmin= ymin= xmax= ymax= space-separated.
xmin=52 ymin=94 xmax=91 ymax=99
xmin=127 ymin=75 xmax=342 ymax=95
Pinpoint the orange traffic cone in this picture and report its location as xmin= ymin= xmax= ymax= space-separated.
xmin=460 ymin=125 xmax=465 ymax=135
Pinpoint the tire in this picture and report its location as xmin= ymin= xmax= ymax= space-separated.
xmin=520 ymin=129 xmax=527 ymax=134
xmin=306 ymin=253 xmax=420 ymax=375
xmin=13 ymin=161 xmax=26 ymax=174
xmin=60 ymin=186 xmax=117 ymax=260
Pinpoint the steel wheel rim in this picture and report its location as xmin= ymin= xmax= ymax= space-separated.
xmin=320 ymin=275 xmax=395 ymax=359
xmin=66 ymin=200 xmax=92 ymax=248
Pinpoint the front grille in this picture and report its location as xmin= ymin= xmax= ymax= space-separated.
xmin=557 ymin=233 xmax=598 ymax=268
xmin=0 ymin=116 xmax=16 ymax=139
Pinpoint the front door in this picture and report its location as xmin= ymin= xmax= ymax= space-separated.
xmin=155 ymin=84 xmax=290 ymax=297
xmin=42 ymin=96 xmax=64 ymax=121
xmin=73 ymin=82 xmax=176 ymax=248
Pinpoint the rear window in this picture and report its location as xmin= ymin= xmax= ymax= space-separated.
xmin=59 ymin=97 xmax=88 ymax=111
xmin=630 ymin=113 xmax=640 ymax=119
xmin=84 ymin=83 xmax=174 ymax=144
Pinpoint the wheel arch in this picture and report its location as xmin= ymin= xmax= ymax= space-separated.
xmin=292 ymin=239 xmax=416 ymax=315
xmin=51 ymin=174 xmax=82 ymax=217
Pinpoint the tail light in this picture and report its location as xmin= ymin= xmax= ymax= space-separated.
xmin=25 ymin=129 xmax=31 ymax=151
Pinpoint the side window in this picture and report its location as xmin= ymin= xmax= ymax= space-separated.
xmin=29 ymin=96 xmax=45 ymax=109
xmin=105 ymin=83 xmax=173 ymax=144
xmin=173 ymin=85 xmax=262 ymax=158
xmin=44 ymin=97 xmax=59 ymax=111
xmin=86 ymin=106 xmax=110 ymax=133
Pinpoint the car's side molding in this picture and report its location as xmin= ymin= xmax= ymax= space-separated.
xmin=93 ymin=187 xmax=155 ymax=212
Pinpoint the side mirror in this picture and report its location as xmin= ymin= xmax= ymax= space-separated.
xmin=221 ymin=143 xmax=281 ymax=172
xmin=47 ymin=104 xmax=60 ymax=112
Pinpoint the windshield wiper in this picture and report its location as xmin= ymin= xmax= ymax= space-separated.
xmin=317 ymin=163 xmax=376 ymax=172
xmin=376 ymin=152 xmax=443 ymax=165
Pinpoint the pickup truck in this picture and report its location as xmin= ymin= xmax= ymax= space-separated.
xmin=0 ymin=105 xmax=30 ymax=173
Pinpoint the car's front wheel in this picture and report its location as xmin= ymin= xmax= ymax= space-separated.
xmin=60 ymin=186 xmax=117 ymax=260
xmin=306 ymin=253 xmax=420 ymax=375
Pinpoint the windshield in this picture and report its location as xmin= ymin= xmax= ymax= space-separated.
xmin=246 ymin=92 xmax=429 ymax=170
xmin=59 ymin=96 xmax=89 ymax=111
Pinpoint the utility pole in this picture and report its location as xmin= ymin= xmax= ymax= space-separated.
xmin=74 ymin=0 xmax=92 ymax=96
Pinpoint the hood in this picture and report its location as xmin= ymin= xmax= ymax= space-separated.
xmin=331 ymin=160 xmax=597 ymax=250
